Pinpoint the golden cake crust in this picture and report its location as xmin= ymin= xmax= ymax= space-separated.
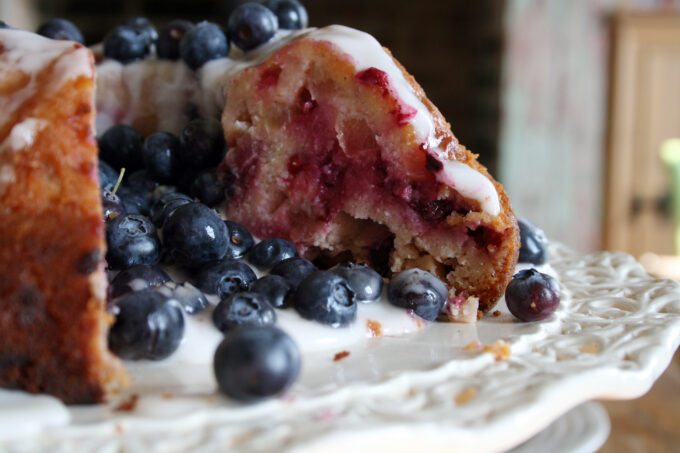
xmin=0 ymin=31 xmax=126 ymax=404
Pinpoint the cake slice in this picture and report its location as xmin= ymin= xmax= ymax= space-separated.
xmin=0 ymin=30 xmax=126 ymax=404
xmin=221 ymin=26 xmax=520 ymax=312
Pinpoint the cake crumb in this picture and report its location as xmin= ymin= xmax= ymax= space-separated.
xmin=444 ymin=291 xmax=479 ymax=323
xmin=492 ymin=310 xmax=501 ymax=317
xmin=366 ymin=319 xmax=383 ymax=337
xmin=333 ymin=350 xmax=350 ymax=361
xmin=114 ymin=394 xmax=139 ymax=412
xmin=482 ymin=340 xmax=511 ymax=361
xmin=580 ymin=343 xmax=599 ymax=354
xmin=115 ymin=424 xmax=123 ymax=434
xmin=454 ymin=387 xmax=479 ymax=405
xmin=465 ymin=340 xmax=483 ymax=351
xmin=161 ymin=393 xmax=174 ymax=400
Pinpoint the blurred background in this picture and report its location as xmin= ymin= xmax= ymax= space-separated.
xmin=3 ymin=0 xmax=680 ymax=451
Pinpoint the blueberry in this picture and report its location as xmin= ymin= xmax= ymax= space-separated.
xmin=110 ymin=264 xmax=172 ymax=299
xmin=157 ymin=20 xmax=194 ymax=60
xmin=179 ymin=21 xmax=229 ymax=70
xmin=249 ymin=275 xmax=292 ymax=309
xmin=195 ymin=258 xmax=257 ymax=299
xmin=248 ymin=238 xmax=298 ymax=268
xmin=331 ymin=262 xmax=383 ymax=303
xmin=189 ymin=168 xmax=225 ymax=207
xmin=155 ymin=281 xmax=209 ymax=315
xmin=153 ymin=197 xmax=192 ymax=227
xmin=103 ymin=25 xmax=150 ymax=63
xmin=37 ymin=18 xmax=85 ymax=44
xmin=0 ymin=21 xmax=10 ymax=29
xmin=108 ymin=289 xmax=184 ymax=360
xmin=292 ymin=271 xmax=357 ymax=327
xmin=270 ymin=257 xmax=316 ymax=287
xmin=102 ymin=189 xmax=126 ymax=220
xmin=387 ymin=268 xmax=447 ymax=321
xmin=214 ymin=326 xmax=300 ymax=402
xmin=142 ymin=132 xmax=179 ymax=183
xmin=125 ymin=170 xmax=159 ymax=195
xmin=163 ymin=203 xmax=229 ymax=267
xmin=98 ymin=160 xmax=119 ymax=191
xmin=178 ymin=118 xmax=226 ymax=170
xmin=106 ymin=214 xmax=161 ymax=270
xmin=263 ymin=0 xmax=308 ymax=30
xmin=213 ymin=292 xmax=276 ymax=333
xmin=149 ymin=185 xmax=182 ymax=204
xmin=122 ymin=17 xmax=158 ymax=49
xmin=505 ymin=269 xmax=560 ymax=322
xmin=98 ymin=124 xmax=144 ymax=171
xmin=117 ymin=185 xmax=151 ymax=216
xmin=518 ymin=218 xmax=549 ymax=265
xmin=223 ymin=220 xmax=254 ymax=259
xmin=227 ymin=3 xmax=278 ymax=51
xmin=149 ymin=191 xmax=193 ymax=224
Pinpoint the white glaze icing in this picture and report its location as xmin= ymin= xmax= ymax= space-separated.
xmin=161 ymin=290 xmax=423 ymax=368
xmin=1 ymin=118 xmax=48 ymax=152
xmin=95 ymin=59 xmax=197 ymax=134
xmin=436 ymin=160 xmax=501 ymax=215
xmin=0 ymin=30 xmax=91 ymax=194
xmin=0 ymin=390 xmax=70 ymax=440
xmin=197 ymin=29 xmax=308 ymax=118
xmin=0 ymin=29 xmax=91 ymax=121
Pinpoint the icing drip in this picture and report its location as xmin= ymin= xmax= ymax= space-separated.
xmin=304 ymin=26 xmax=500 ymax=217
xmin=1 ymin=118 xmax=48 ymax=152
xmin=0 ymin=30 xmax=91 ymax=194
xmin=0 ymin=29 xmax=92 ymax=121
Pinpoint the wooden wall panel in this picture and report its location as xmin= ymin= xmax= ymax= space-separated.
xmin=605 ymin=13 xmax=680 ymax=256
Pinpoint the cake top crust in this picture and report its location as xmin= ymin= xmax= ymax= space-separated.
xmin=0 ymin=29 xmax=92 ymax=121
xmin=0 ymin=29 xmax=93 ymax=193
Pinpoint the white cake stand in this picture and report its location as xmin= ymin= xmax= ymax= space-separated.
xmin=1 ymin=245 xmax=678 ymax=453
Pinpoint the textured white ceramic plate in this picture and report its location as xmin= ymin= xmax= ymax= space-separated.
xmin=2 ymin=244 xmax=680 ymax=453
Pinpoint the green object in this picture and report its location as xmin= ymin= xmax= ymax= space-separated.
xmin=660 ymin=139 xmax=680 ymax=255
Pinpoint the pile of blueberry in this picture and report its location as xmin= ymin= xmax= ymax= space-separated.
xmin=13 ymin=1 xmax=308 ymax=70
xmin=99 ymin=1 xmax=308 ymax=69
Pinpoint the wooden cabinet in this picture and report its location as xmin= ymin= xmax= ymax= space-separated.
xmin=605 ymin=13 xmax=680 ymax=256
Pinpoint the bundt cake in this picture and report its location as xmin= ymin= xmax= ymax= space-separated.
xmin=0 ymin=16 xmax=518 ymax=404
xmin=0 ymin=29 xmax=127 ymax=404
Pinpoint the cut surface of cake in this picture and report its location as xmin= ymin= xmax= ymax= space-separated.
xmin=0 ymin=30 xmax=126 ymax=404
xmin=220 ymin=26 xmax=520 ymax=312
